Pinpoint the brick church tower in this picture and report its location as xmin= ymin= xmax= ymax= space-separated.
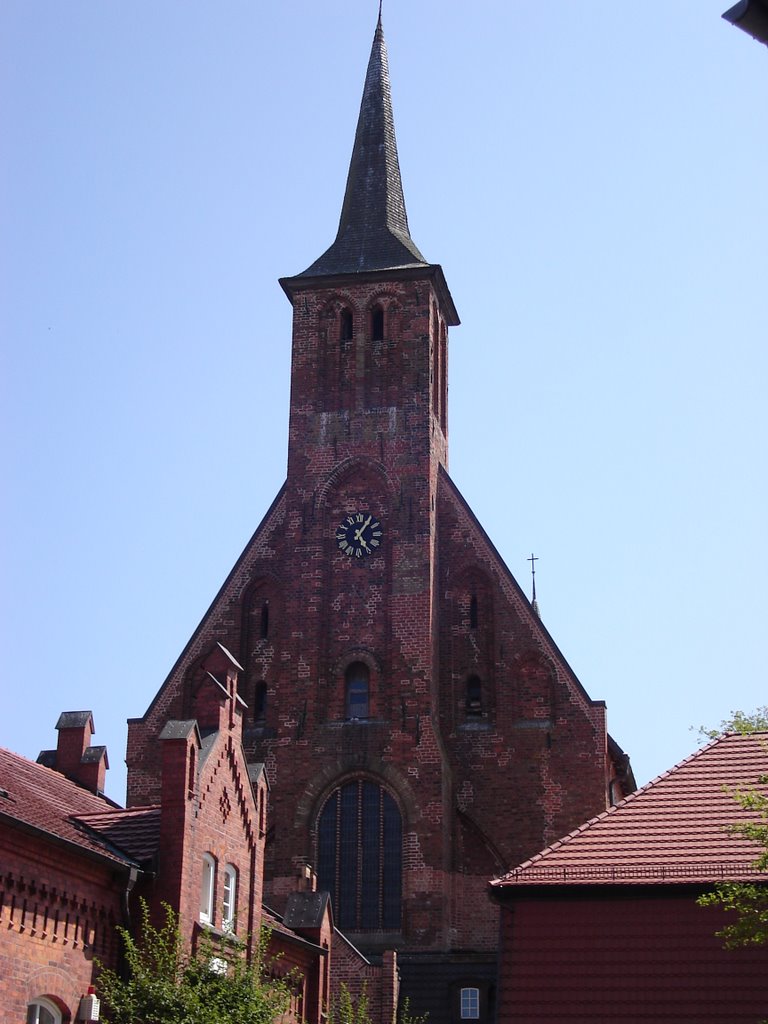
xmin=127 ymin=15 xmax=633 ymax=1019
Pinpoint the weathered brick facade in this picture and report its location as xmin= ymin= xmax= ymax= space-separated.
xmin=125 ymin=14 xmax=632 ymax=1020
xmin=1 ymin=683 xmax=369 ymax=1024
xmin=0 ymin=831 xmax=125 ymax=1024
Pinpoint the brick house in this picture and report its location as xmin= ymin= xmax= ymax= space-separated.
xmin=1 ymin=645 xmax=394 ymax=1023
xmin=123 ymin=13 xmax=634 ymax=1020
xmin=1 ymin=712 xmax=135 ymax=1024
xmin=489 ymin=731 xmax=768 ymax=1023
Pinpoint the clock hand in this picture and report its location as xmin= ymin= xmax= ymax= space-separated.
xmin=353 ymin=516 xmax=372 ymax=544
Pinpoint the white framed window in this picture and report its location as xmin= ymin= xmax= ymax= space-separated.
xmin=460 ymin=987 xmax=480 ymax=1020
xmin=222 ymin=863 xmax=237 ymax=932
xmin=27 ymin=998 xmax=62 ymax=1024
xmin=200 ymin=852 xmax=216 ymax=924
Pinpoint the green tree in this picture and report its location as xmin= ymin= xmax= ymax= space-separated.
xmin=327 ymin=983 xmax=371 ymax=1024
xmin=399 ymin=996 xmax=428 ymax=1024
xmin=696 ymin=706 xmax=768 ymax=742
xmin=696 ymin=708 xmax=768 ymax=949
xmin=327 ymin=984 xmax=429 ymax=1024
xmin=97 ymin=900 xmax=293 ymax=1024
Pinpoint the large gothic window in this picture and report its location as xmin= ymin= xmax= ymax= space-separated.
xmin=317 ymin=779 xmax=402 ymax=931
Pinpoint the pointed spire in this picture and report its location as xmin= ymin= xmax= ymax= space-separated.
xmin=299 ymin=14 xmax=427 ymax=277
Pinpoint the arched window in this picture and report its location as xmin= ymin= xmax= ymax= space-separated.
xmin=222 ymin=864 xmax=237 ymax=932
xmin=371 ymin=305 xmax=384 ymax=341
xmin=460 ymin=987 xmax=480 ymax=1020
xmin=340 ymin=307 xmax=354 ymax=340
xmin=26 ymin=999 xmax=61 ymax=1024
xmin=466 ymin=675 xmax=482 ymax=716
xmin=469 ymin=594 xmax=478 ymax=629
xmin=317 ymin=779 xmax=402 ymax=931
xmin=200 ymin=852 xmax=216 ymax=924
xmin=345 ymin=662 xmax=370 ymax=719
xmin=254 ymin=681 xmax=267 ymax=723
xmin=260 ymin=600 xmax=270 ymax=639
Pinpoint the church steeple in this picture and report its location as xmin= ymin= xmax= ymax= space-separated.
xmin=299 ymin=14 xmax=427 ymax=277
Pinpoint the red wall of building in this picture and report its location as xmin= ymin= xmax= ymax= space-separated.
xmin=497 ymin=890 xmax=768 ymax=1022
xmin=0 ymin=829 xmax=125 ymax=1023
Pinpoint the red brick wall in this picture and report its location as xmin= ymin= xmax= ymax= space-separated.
xmin=331 ymin=934 xmax=399 ymax=1024
xmin=140 ymin=705 xmax=264 ymax=956
xmin=497 ymin=890 xmax=768 ymax=1022
xmin=0 ymin=828 xmax=124 ymax=1023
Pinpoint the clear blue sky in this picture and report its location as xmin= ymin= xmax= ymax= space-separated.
xmin=2 ymin=2 xmax=766 ymax=804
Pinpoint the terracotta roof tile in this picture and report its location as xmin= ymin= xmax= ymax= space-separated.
xmin=0 ymin=747 xmax=136 ymax=867
xmin=492 ymin=732 xmax=768 ymax=887
xmin=76 ymin=805 xmax=161 ymax=863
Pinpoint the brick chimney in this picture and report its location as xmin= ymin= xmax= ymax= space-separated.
xmin=39 ymin=711 xmax=109 ymax=795
xmin=296 ymin=861 xmax=318 ymax=893
xmin=156 ymin=719 xmax=201 ymax=924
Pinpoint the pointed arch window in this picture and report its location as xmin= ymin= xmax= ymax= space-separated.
xmin=345 ymin=662 xmax=370 ymax=719
xmin=469 ymin=594 xmax=478 ymax=630
xmin=439 ymin=320 xmax=448 ymax=433
xmin=317 ymin=779 xmax=402 ymax=931
xmin=371 ymin=304 xmax=385 ymax=341
xmin=340 ymin=307 xmax=354 ymax=341
xmin=254 ymin=681 xmax=267 ymax=723
xmin=188 ymin=745 xmax=197 ymax=798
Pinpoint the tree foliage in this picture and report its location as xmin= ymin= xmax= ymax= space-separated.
xmin=696 ymin=706 xmax=768 ymax=742
xmin=97 ymin=900 xmax=293 ymax=1024
xmin=696 ymin=710 xmax=768 ymax=950
xmin=399 ymin=996 xmax=429 ymax=1024
xmin=328 ymin=983 xmax=371 ymax=1024
xmin=327 ymin=984 xmax=429 ymax=1024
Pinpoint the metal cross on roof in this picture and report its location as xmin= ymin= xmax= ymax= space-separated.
xmin=527 ymin=552 xmax=539 ymax=605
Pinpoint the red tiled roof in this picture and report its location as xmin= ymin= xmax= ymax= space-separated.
xmin=0 ymin=747 xmax=137 ymax=867
xmin=77 ymin=805 xmax=161 ymax=863
xmin=492 ymin=732 xmax=768 ymax=888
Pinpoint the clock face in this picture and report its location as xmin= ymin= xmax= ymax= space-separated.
xmin=335 ymin=512 xmax=382 ymax=558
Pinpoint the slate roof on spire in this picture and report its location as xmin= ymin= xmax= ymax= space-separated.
xmin=299 ymin=15 xmax=427 ymax=277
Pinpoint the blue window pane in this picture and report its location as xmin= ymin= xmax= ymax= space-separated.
xmin=317 ymin=780 xmax=401 ymax=930
xmin=461 ymin=987 xmax=480 ymax=1019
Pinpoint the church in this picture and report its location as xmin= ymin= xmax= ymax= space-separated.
xmin=126 ymin=14 xmax=633 ymax=1020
